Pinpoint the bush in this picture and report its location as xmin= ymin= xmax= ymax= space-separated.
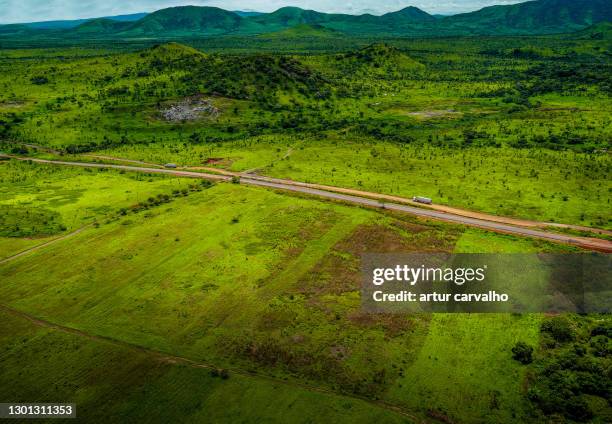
xmin=565 ymin=396 xmax=593 ymax=422
xmin=30 ymin=76 xmax=49 ymax=85
xmin=10 ymin=146 xmax=28 ymax=155
xmin=589 ymin=335 xmax=610 ymax=357
xmin=541 ymin=317 xmax=574 ymax=343
xmin=591 ymin=323 xmax=612 ymax=338
xmin=512 ymin=342 xmax=534 ymax=364
xmin=210 ymin=368 xmax=229 ymax=379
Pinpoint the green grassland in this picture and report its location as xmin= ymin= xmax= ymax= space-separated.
xmin=103 ymin=136 xmax=611 ymax=228
xmin=0 ymin=160 xmax=195 ymax=258
xmin=0 ymin=310 xmax=409 ymax=423
xmin=0 ymin=24 xmax=610 ymax=424
xmin=1 ymin=35 xmax=609 ymax=228
xmin=0 ymin=166 xmax=591 ymax=423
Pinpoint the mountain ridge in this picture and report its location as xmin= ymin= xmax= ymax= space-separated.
xmin=443 ymin=0 xmax=612 ymax=34
xmin=2 ymin=1 xmax=611 ymax=38
xmin=2 ymin=13 xmax=147 ymax=29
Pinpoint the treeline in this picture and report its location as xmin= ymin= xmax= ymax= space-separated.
xmin=513 ymin=316 xmax=611 ymax=422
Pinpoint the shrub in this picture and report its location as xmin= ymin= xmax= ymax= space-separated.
xmin=565 ymin=396 xmax=593 ymax=422
xmin=10 ymin=146 xmax=28 ymax=154
xmin=512 ymin=342 xmax=534 ymax=364
xmin=591 ymin=323 xmax=612 ymax=338
xmin=30 ymin=76 xmax=49 ymax=85
xmin=589 ymin=335 xmax=610 ymax=357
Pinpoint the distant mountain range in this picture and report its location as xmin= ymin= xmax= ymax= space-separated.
xmin=1 ymin=0 xmax=610 ymax=38
xmin=7 ymin=13 xmax=148 ymax=30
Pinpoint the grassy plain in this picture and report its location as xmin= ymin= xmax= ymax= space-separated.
xmin=0 ymin=160 xmax=194 ymax=258
xmin=0 ymin=28 xmax=610 ymax=424
xmin=104 ymin=137 xmax=611 ymax=228
xmin=0 ymin=173 xmax=584 ymax=423
xmin=0 ymin=310 xmax=409 ymax=423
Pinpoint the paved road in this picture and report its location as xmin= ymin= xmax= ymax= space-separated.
xmin=4 ymin=155 xmax=611 ymax=252
xmin=241 ymin=178 xmax=612 ymax=252
xmin=192 ymin=166 xmax=612 ymax=237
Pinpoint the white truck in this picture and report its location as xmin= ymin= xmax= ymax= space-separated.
xmin=412 ymin=196 xmax=432 ymax=205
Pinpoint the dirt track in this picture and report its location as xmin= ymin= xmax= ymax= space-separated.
xmin=0 ymin=224 xmax=92 ymax=264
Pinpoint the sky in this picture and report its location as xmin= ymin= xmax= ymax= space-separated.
xmin=0 ymin=0 xmax=527 ymax=24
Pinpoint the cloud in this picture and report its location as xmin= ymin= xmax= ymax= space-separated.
xmin=0 ymin=0 xmax=527 ymax=24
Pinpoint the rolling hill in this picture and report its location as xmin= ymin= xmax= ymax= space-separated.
xmin=69 ymin=18 xmax=132 ymax=34
xmin=132 ymin=42 xmax=331 ymax=103
xmin=248 ymin=6 xmax=436 ymax=34
xmin=571 ymin=21 xmax=612 ymax=40
xmin=380 ymin=7 xmax=437 ymax=25
xmin=443 ymin=0 xmax=612 ymax=34
xmin=249 ymin=6 xmax=330 ymax=28
xmin=335 ymin=43 xmax=425 ymax=76
xmin=3 ymin=13 xmax=147 ymax=30
xmin=114 ymin=6 xmax=264 ymax=36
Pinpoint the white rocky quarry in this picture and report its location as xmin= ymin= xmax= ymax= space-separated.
xmin=161 ymin=97 xmax=220 ymax=121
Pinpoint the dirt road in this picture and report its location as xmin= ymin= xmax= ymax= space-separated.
xmin=3 ymin=155 xmax=611 ymax=252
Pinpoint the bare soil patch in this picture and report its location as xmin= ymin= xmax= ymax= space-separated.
xmin=405 ymin=109 xmax=461 ymax=119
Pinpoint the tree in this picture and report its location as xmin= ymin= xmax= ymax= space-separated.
xmin=541 ymin=318 xmax=574 ymax=343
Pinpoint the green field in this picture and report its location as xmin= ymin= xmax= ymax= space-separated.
xmin=101 ymin=137 xmax=611 ymax=228
xmin=0 ymin=310 xmax=409 ymax=423
xmin=2 ymin=163 xmax=605 ymax=422
xmin=0 ymin=160 xmax=195 ymax=258
xmin=0 ymin=9 xmax=611 ymax=423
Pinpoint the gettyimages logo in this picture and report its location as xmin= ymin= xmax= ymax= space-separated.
xmin=362 ymin=253 xmax=610 ymax=313
xmin=372 ymin=264 xmax=487 ymax=286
